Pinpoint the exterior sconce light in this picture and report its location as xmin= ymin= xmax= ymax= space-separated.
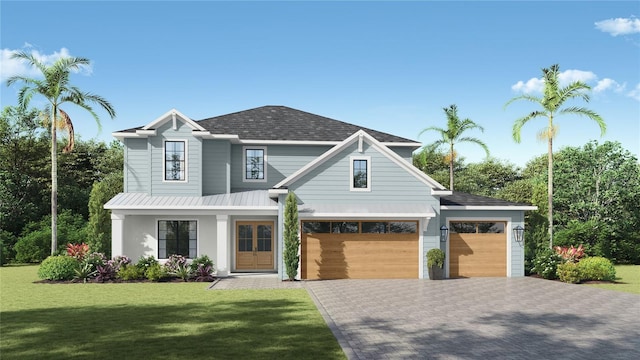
xmin=440 ymin=225 xmax=449 ymax=242
xmin=513 ymin=225 xmax=525 ymax=245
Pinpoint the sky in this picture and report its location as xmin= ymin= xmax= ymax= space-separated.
xmin=1 ymin=0 xmax=639 ymax=167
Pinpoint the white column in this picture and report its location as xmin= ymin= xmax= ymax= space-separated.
xmin=111 ymin=213 xmax=125 ymax=257
xmin=216 ymin=215 xmax=230 ymax=277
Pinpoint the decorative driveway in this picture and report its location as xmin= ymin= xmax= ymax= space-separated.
xmin=305 ymin=277 xmax=640 ymax=360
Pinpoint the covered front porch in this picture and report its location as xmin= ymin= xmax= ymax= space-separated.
xmin=105 ymin=190 xmax=279 ymax=276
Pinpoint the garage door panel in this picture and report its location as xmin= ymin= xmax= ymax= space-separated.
xmin=450 ymin=232 xmax=506 ymax=277
xmin=302 ymin=227 xmax=418 ymax=280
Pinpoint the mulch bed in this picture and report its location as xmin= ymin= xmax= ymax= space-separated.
xmin=34 ymin=278 xmax=215 ymax=284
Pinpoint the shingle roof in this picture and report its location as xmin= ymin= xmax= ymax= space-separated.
xmin=440 ymin=192 xmax=533 ymax=207
xmin=195 ymin=106 xmax=417 ymax=143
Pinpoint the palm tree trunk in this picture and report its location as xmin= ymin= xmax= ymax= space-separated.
xmin=51 ymin=105 xmax=58 ymax=255
xmin=449 ymin=143 xmax=454 ymax=191
xmin=547 ymin=137 xmax=553 ymax=248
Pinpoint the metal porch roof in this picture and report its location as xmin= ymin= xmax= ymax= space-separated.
xmin=105 ymin=190 xmax=278 ymax=210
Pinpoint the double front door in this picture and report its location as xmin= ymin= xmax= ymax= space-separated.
xmin=236 ymin=221 xmax=274 ymax=270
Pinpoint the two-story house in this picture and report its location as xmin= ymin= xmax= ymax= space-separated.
xmin=105 ymin=106 xmax=535 ymax=280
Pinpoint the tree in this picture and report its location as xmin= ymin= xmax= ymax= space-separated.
xmin=87 ymin=172 xmax=123 ymax=257
xmin=552 ymin=141 xmax=640 ymax=262
xmin=453 ymin=158 xmax=520 ymax=197
xmin=505 ymin=64 xmax=605 ymax=247
xmin=283 ymin=191 xmax=300 ymax=280
xmin=418 ymin=105 xmax=489 ymax=190
xmin=6 ymin=52 xmax=116 ymax=255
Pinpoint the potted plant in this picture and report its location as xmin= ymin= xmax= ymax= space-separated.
xmin=427 ymin=248 xmax=445 ymax=280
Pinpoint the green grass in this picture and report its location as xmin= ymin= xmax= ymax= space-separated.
xmin=0 ymin=265 xmax=345 ymax=360
xmin=586 ymin=265 xmax=640 ymax=294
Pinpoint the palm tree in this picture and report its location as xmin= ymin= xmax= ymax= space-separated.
xmin=419 ymin=104 xmax=489 ymax=190
xmin=6 ymin=52 xmax=116 ymax=255
xmin=505 ymin=64 xmax=605 ymax=248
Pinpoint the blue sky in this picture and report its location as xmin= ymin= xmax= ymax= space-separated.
xmin=1 ymin=1 xmax=639 ymax=167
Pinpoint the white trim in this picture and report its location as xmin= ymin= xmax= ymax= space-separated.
xmin=350 ymin=155 xmax=371 ymax=192
xmin=418 ymin=218 xmax=426 ymax=279
xmin=268 ymin=188 xmax=289 ymax=198
xmin=106 ymin=205 xmax=278 ymax=211
xmin=444 ymin=217 xmax=512 ymax=278
xmin=242 ymin=146 xmax=268 ymax=183
xmin=162 ymin=139 xmax=188 ymax=183
xmin=142 ymin=109 xmax=207 ymax=132
xmin=299 ymin=212 xmax=435 ymax=219
xmin=441 ymin=205 xmax=538 ymax=211
xmin=431 ymin=190 xmax=453 ymax=196
xmin=156 ymin=218 xmax=199 ymax=260
xmin=274 ymin=130 xmax=446 ymax=190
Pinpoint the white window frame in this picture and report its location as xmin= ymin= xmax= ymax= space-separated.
xmin=242 ymin=146 xmax=267 ymax=182
xmin=350 ymin=155 xmax=371 ymax=192
xmin=157 ymin=219 xmax=198 ymax=260
xmin=163 ymin=139 xmax=188 ymax=183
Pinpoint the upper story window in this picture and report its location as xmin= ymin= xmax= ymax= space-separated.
xmin=164 ymin=140 xmax=186 ymax=181
xmin=350 ymin=156 xmax=371 ymax=191
xmin=243 ymin=146 xmax=267 ymax=182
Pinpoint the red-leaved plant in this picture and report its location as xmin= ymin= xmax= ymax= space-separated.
xmin=66 ymin=243 xmax=90 ymax=261
xmin=554 ymin=244 xmax=585 ymax=263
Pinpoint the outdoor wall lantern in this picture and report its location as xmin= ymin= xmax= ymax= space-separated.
xmin=513 ymin=225 xmax=525 ymax=245
xmin=440 ymin=225 xmax=449 ymax=242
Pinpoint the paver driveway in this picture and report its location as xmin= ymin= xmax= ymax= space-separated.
xmin=305 ymin=277 xmax=640 ymax=360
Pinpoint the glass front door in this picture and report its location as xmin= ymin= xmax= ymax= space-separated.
xmin=236 ymin=222 xmax=274 ymax=270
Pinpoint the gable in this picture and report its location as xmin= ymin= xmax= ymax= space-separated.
xmin=275 ymin=130 xmax=448 ymax=194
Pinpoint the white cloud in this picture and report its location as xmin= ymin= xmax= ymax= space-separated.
xmin=558 ymin=69 xmax=597 ymax=85
xmin=593 ymin=78 xmax=625 ymax=93
xmin=595 ymin=17 xmax=640 ymax=36
xmin=0 ymin=45 xmax=91 ymax=82
xmin=511 ymin=69 xmax=597 ymax=94
xmin=627 ymin=83 xmax=640 ymax=101
xmin=511 ymin=78 xmax=545 ymax=93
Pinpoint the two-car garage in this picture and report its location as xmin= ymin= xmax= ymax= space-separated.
xmin=301 ymin=220 xmax=419 ymax=280
xmin=300 ymin=219 xmax=508 ymax=279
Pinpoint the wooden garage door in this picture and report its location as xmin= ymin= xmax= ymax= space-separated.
xmin=301 ymin=221 xmax=418 ymax=279
xmin=449 ymin=221 xmax=506 ymax=277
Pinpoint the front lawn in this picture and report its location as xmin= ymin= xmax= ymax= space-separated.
xmin=586 ymin=265 xmax=640 ymax=294
xmin=0 ymin=265 xmax=345 ymax=360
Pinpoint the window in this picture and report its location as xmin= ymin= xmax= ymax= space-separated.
xmin=301 ymin=221 xmax=416 ymax=234
xmin=164 ymin=141 xmax=186 ymax=181
xmin=158 ymin=220 xmax=197 ymax=259
xmin=243 ymin=147 xmax=266 ymax=181
xmin=450 ymin=222 xmax=505 ymax=234
xmin=350 ymin=156 xmax=371 ymax=191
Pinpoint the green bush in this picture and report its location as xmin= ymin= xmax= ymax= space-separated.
xmin=14 ymin=211 xmax=88 ymax=263
xmin=135 ymin=255 xmax=159 ymax=274
xmin=427 ymin=248 xmax=445 ymax=268
xmin=117 ymin=265 xmax=145 ymax=281
xmin=556 ymin=262 xmax=581 ymax=284
xmin=37 ymin=255 xmax=80 ymax=281
xmin=578 ymin=256 xmax=616 ymax=281
xmin=532 ymin=247 xmax=562 ymax=280
xmin=0 ymin=230 xmax=16 ymax=265
xmin=189 ymin=254 xmax=214 ymax=273
xmin=145 ymin=263 xmax=169 ymax=282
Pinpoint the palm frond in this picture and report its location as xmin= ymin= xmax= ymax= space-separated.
xmin=59 ymin=109 xmax=75 ymax=153
xmin=458 ymin=136 xmax=490 ymax=157
xmin=504 ymin=94 xmax=542 ymax=109
xmin=559 ymin=107 xmax=606 ymax=135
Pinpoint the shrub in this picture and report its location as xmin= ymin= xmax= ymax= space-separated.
xmin=37 ymin=255 xmax=79 ymax=281
xmin=165 ymin=254 xmax=191 ymax=281
xmin=557 ymin=262 xmax=581 ymax=284
xmin=578 ymin=256 xmax=616 ymax=281
xmin=427 ymin=248 xmax=445 ymax=268
xmin=193 ymin=264 xmax=215 ymax=282
xmin=145 ymin=263 xmax=169 ymax=282
xmin=532 ymin=247 xmax=562 ymax=280
xmin=83 ymin=252 xmax=107 ymax=272
xmin=74 ymin=262 xmax=97 ymax=283
xmin=117 ymin=265 xmax=145 ymax=281
xmin=554 ymin=244 xmax=585 ymax=263
xmin=189 ymin=255 xmax=214 ymax=273
xmin=135 ymin=255 xmax=159 ymax=274
xmin=96 ymin=263 xmax=116 ymax=282
xmin=15 ymin=211 xmax=88 ymax=263
xmin=66 ymin=243 xmax=90 ymax=261
xmin=110 ymin=255 xmax=131 ymax=272
xmin=0 ymin=230 xmax=16 ymax=265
